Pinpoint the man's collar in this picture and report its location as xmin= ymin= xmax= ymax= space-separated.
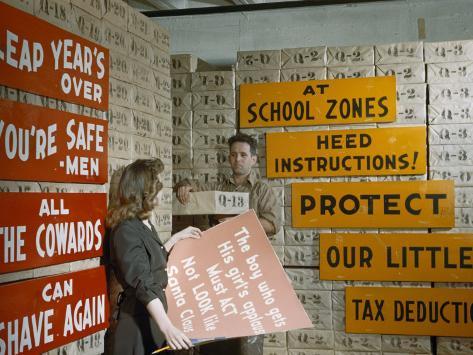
xmin=230 ymin=169 xmax=257 ymax=187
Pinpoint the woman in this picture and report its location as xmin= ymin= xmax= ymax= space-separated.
xmin=107 ymin=158 xmax=201 ymax=354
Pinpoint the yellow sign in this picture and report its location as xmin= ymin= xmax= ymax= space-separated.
xmin=239 ymin=76 xmax=396 ymax=128
xmin=266 ymin=126 xmax=426 ymax=178
xmin=292 ymin=180 xmax=454 ymax=228
xmin=346 ymin=287 xmax=473 ymax=337
xmin=320 ymin=233 xmax=473 ymax=282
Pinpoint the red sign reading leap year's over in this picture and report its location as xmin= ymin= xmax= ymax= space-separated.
xmin=0 ymin=2 xmax=109 ymax=110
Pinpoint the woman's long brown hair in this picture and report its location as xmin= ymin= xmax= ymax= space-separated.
xmin=106 ymin=159 xmax=164 ymax=229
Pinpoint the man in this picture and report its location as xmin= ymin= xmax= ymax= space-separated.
xmin=174 ymin=132 xmax=282 ymax=355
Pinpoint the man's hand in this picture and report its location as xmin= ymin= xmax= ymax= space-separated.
xmin=176 ymin=185 xmax=193 ymax=204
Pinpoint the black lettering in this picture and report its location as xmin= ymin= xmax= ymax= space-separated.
xmin=352 ymin=298 xmax=363 ymax=320
xmin=360 ymin=246 xmax=373 ymax=267
xmin=375 ymin=300 xmax=385 ymax=321
xmin=405 ymin=193 xmax=421 ymax=215
xmin=301 ymin=195 xmax=316 ymax=215
xmin=303 ymin=85 xmax=316 ymax=95
xmin=460 ymin=247 xmax=472 ymax=269
xmin=425 ymin=194 xmax=447 ymax=214
xmin=398 ymin=154 xmax=410 ymax=169
xmin=366 ymin=97 xmax=376 ymax=118
xmin=359 ymin=133 xmax=372 ymax=147
xmin=384 ymin=194 xmax=401 ymax=215
xmin=360 ymin=194 xmax=380 ymax=214
xmin=317 ymin=134 xmax=329 ymax=149
xmin=340 ymin=98 xmax=350 ymax=118
xmin=326 ymin=99 xmax=337 ymax=119
xmin=294 ymin=101 xmax=304 ymax=120
xmin=405 ymin=300 xmax=415 ymax=322
xmin=327 ymin=246 xmax=340 ymax=267
xmin=247 ymin=103 xmax=257 ymax=123
xmin=387 ymin=247 xmax=400 ymax=268
xmin=339 ymin=194 xmax=360 ymax=215
xmin=320 ymin=195 xmax=336 ymax=215
xmin=394 ymin=300 xmax=403 ymax=321
xmin=409 ymin=246 xmax=424 ymax=268
xmin=352 ymin=98 xmax=363 ymax=118
xmin=378 ymin=96 xmax=388 ymax=117
xmin=343 ymin=247 xmax=356 ymax=268
xmin=444 ymin=247 xmax=457 ymax=269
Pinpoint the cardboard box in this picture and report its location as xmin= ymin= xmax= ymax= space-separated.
xmin=154 ymin=116 xmax=172 ymax=143
xmin=192 ymin=167 xmax=233 ymax=185
xmin=332 ymin=311 xmax=345 ymax=331
xmin=306 ymin=309 xmax=333 ymax=330
xmin=172 ymin=74 xmax=192 ymax=92
xmin=193 ymin=149 xmax=229 ymax=168
xmin=109 ymin=77 xmax=134 ymax=107
xmin=425 ymin=39 xmax=473 ymax=63
xmin=34 ymin=0 xmax=72 ymax=30
xmin=152 ymin=22 xmax=170 ymax=53
xmin=436 ymin=337 xmax=473 ymax=355
xmin=2 ymin=0 xmax=33 ymax=14
xmin=391 ymin=102 xmax=426 ymax=125
xmin=172 ymin=110 xmax=193 ymax=130
xmin=236 ymin=70 xmax=280 ymax=87
xmin=172 ymin=191 xmax=249 ymax=215
xmin=108 ymin=130 xmax=132 ymax=159
xmin=381 ymin=335 xmax=431 ymax=353
xmin=428 ymin=124 xmax=473 ymax=145
xmin=284 ymin=246 xmax=319 ymax=267
xmin=429 ymin=83 xmax=473 ymax=104
xmin=70 ymin=5 xmax=104 ymax=44
xmin=455 ymin=207 xmax=473 ymax=227
xmin=237 ymin=50 xmax=281 ymax=70
xmin=268 ymin=228 xmax=285 ymax=246
xmin=171 ymin=54 xmax=205 ymax=73
xmin=133 ymin=86 xmax=155 ymax=115
xmin=131 ymin=135 xmax=157 ymax=159
xmin=192 ymin=90 xmax=236 ymax=110
xmin=193 ymin=109 xmax=237 ymax=129
xmin=455 ymin=187 xmax=473 ymax=207
xmin=128 ymin=33 xmax=153 ymax=66
xmin=127 ymin=8 xmax=153 ymax=42
xmin=102 ymin=20 xmax=130 ymax=55
xmin=155 ymin=140 xmax=172 ymax=165
xmin=154 ymin=72 xmax=171 ymax=99
xmin=191 ymin=71 xmax=236 ymax=91
xmin=428 ymin=103 xmax=473 ymax=124
xmin=285 ymin=268 xmax=332 ymax=291
xmin=109 ymin=50 xmax=132 ymax=82
xmin=296 ymin=290 xmax=332 ymax=310
xmin=152 ymin=46 xmax=171 ymax=75
xmin=154 ymin=94 xmax=172 ymax=121
xmin=284 ymin=228 xmax=327 ymax=246
xmin=376 ymin=62 xmax=425 ymax=84
xmin=263 ymin=348 xmax=288 ymax=355
xmin=103 ymin=0 xmax=128 ymax=29
xmin=427 ymin=61 xmax=473 ymax=84
xmin=172 ymin=169 xmax=193 ymax=185
xmin=280 ymin=67 xmax=327 ymax=82
xmin=173 ymin=147 xmax=192 ymax=169
xmin=429 ymin=166 xmax=473 ymax=186
xmin=327 ymin=65 xmax=375 ymax=79
xmin=151 ymin=210 xmax=172 ymax=232
xmin=193 ymin=128 xmax=236 ymax=149
xmin=281 ymin=46 xmax=326 ymax=68
xmin=264 ymin=332 xmax=287 ymax=348
xmin=326 ymin=45 xmax=374 ymax=66
xmin=132 ymin=110 xmax=155 ymax=138
xmin=287 ymin=329 xmax=334 ymax=349
xmin=429 ymin=144 xmax=473 ymax=166
xmin=172 ymin=91 xmax=193 ymax=111
xmin=396 ymin=83 xmax=427 ymax=103
xmin=172 ymin=129 xmax=192 ymax=150
xmin=334 ymin=332 xmax=381 ymax=352
xmin=375 ymin=41 xmax=424 ymax=64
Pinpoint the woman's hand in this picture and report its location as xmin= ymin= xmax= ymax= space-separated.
xmin=161 ymin=323 xmax=193 ymax=350
xmin=164 ymin=226 xmax=202 ymax=252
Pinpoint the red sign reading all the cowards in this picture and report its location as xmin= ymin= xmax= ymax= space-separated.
xmin=0 ymin=193 xmax=106 ymax=274
xmin=0 ymin=2 xmax=109 ymax=110
xmin=0 ymin=266 xmax=109 ymax=354
xmin=165 ymin=210 xmax=311 ymax=340
xmin=0 ymin=100 xmax=108 ymax=183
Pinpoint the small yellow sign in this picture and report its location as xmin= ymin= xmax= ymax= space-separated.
xmin=292 ymin=180 xmax=454 ymax=228
xmin=346 ymin=287 xmax=473 ymax=337
xmin=239 ymin=76 xmax=396 ymax=128
xmin=320 ymin=233 xmax=473 ymax=282
xmin=266 ymin=126 xmax=426 ymax=178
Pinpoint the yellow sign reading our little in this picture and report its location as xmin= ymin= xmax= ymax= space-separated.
xmin=239 ymin=76 xmax=396 ymax=128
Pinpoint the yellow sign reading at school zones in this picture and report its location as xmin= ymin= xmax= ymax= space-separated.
xmin=239 ymin=76 xmax=396 ymax=128
xmin=266 ymin=126 xmax=426 ymax=178
xmin=346 ymin=287 xmax=473 ymax=337
xmin=292 ymin=180 xmax=454 ymax=228
xmin=320 ymin=233 xmax=473 ymax=282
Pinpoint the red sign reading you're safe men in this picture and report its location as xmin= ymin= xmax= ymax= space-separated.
xmin=0 ymin=266 xmax=109 ymax=355
xmin=0 ymin=2 xmax=109 ymax=110
xmin=0 ymin=192 xmax=106 ymax=274
xmin=0 ymin=100 xmax=108 ymax=183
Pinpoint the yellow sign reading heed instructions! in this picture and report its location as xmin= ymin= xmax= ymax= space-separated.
xmin=320 ymin=233 xmax=473 ymax=282
xmin=292 ymin=180 xmax=454 ymax=228
xmin=266 ymin=126 xmax=426 ymax=178
xmin=239 ymin=76 xmax=396 ymax=128
xmin=346 ymin=287 xmax=473 ymax=337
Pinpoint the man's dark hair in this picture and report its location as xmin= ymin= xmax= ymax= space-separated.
xmin=228 ymin=132 xmax=257 ymax=155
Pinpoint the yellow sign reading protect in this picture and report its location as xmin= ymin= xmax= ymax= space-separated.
xmin=320 ymin=233 xmax=473 ymax=282
xmin=239 ymin=76 xmax=396 ymax=128
xmin=266 ymin=126 xmax=426 ymax=178
xmin=346 ymin=287 xmax=473 ymax=337
xmin=292 ymin=180 xmax=454 ymax=228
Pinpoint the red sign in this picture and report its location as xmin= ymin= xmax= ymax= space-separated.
xmin=0 ymin=266 xmax=109 ymax=354
xmin=0 ymin=2 xmax=109 ymax=110
xmin=0 ymin=193 xmax=106 ymax=274
xmin=0 ymin=100 xmax=108 ymax=183
xmin=165 ymin=210 xmax=311 ymax=340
